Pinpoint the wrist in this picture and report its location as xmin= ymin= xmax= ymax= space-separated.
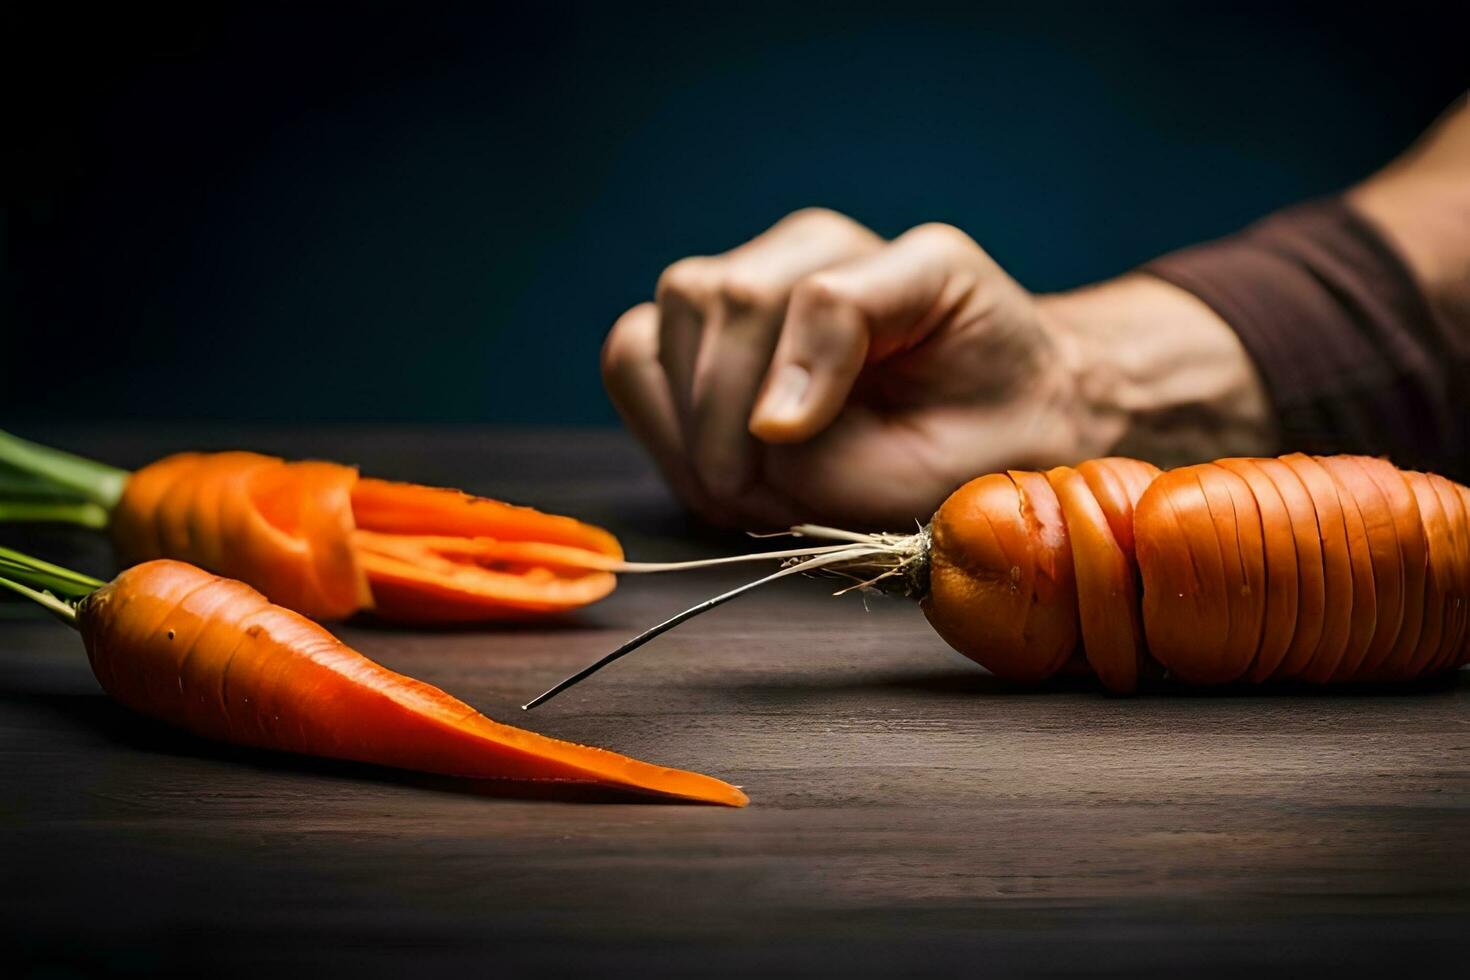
xmin=1037 ymin=274 xmax=1277 ymax=466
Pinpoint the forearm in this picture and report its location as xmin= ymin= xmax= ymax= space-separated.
xmin=1040 ymin=276 xmax=1276 ymax=467
xmin=1047 ymin=96 xmax=1470 ymax=477
xmin=1348 ymin=96 xmax=1470 ymax=330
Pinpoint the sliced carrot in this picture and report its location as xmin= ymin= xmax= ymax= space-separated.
xmin=1280 ymin=454 xmax=1359 ymax=683
xmin=1247 ymin=458 xmax=1325 ymax=681
xmin=1010 ymin=469 xmax=1083 ymax=679
xmin=348 ymin=478 xmax=623 ymax=622
xmin=114 ymin=453 xmax=624 ymax=623
xmin=1352 ymin=458 xmax=1426 ymax=680
xmin=1312 ymin=457 xmax=1380 ymax=680
xmin=1076 ymin=457 xmax=1162 ymax=560
xmin=1138 ymin=469 xmax=1217 ymax=682
xmin=1322 ymin=457 xmax=1405 ymax=680
xmin=1402 ymin=473 xmax=1451 ymax=679
xmin=116 ymin=452 xmax=368 ymax=621
xmin=113 ymin=452 xmax=206 ymax=561
xmin=354 ymin=532 xmax=617 ymax=623
xmin=1455 ymin=483 xmax=1470 ymax=670
xmin=1427 ymin=475 xmax=1470 ymax=674
xmin=1216 ymin=459 xmax=1298 ymax=683
xmin=1197 ymin=464 xmax=1267 ymax=683
xmin=351 ymin=478 xmax=621 ymax=555
xmin=1045 ymin=465 xmax=1143 ymax=693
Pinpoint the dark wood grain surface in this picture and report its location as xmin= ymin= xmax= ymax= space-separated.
xmin=3 ymin=427 xmax=1467 ymax=978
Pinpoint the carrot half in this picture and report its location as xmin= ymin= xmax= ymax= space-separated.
xmin=0 ymin=431 xmax=622 ymax=623
xmin=0 ymin=549 xmax=745 ymax=806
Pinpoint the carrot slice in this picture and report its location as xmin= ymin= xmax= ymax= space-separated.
xmin=1197 ymin=464 xmax=1267 ymax=684
xmin=351 ymin=478 xmax=621 ymax=556
xmin=1216 ymin=459 xmax=1299 ymax=682
xmin=1137 ymin=468 xmax=1224 ymax=682
xmin=1047 ymin=465 xmax=1144 ymax=692
xmin=1427 ymin=475 xmax=1470 ymax=674
xmin=1076 ymin=459 xmax=1138 ymax=558
xmin=1076 ymin=458 xmax=1163 ymax=560
xmin=1455 ymin=483 xmax=1470 ymax=670
xmin=1353 ymin=458 xmax=1427 ymax=680
xmin=1246 ymin=458 xmax=1325 ymax=681
xmin=925 ymin=472 xmax=1075 ymax=682
xmin=354 ymin=531 xmax=617 ymax=623
xmin=349 ymin=478 xmax=623 ymax=622
xmin=1313 ymin=457 xmax=1381 ymax=680
xmin=1280 ymin=454 xmax=1359 ymax=683
xmin=1009 ymin=470 xmax=1082 ymax=679
xmin=1322 ymin=457 xmax=1405 ymax=680
xmin=1403 ymin=473 xmax=1451 ymax=679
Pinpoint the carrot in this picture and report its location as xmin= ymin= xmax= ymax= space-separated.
xmin=1046 ymin=464 xmax=1146 ymax=693
xmin=527 ymin=454 xmax=1470 ymax=707
xmin=0 ymin=547 xmax=745 ymax=806
xmin=0 ymin=431 xmax=622 ymax=623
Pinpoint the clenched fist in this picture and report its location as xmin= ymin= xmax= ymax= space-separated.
xmin=603 ymin=208 xmax=1272 ymax=528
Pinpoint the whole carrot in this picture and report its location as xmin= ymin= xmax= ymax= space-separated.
xmin=0 ymin=547 xmax=746 ymax=806
xmin=528 ymin=454 xmax=1470 ymax=706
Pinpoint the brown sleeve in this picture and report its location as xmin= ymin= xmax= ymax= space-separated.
xmin=1140 ymin=197 xmax=1467 ymax=478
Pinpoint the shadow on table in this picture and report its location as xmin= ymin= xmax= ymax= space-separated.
xmin=0 ymin=687 xmax=726 ymax=806
xmin=745 ymin=665 xmax=1470 ymax=700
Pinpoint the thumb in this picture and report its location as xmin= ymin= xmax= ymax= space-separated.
xmin=749 ymin=223 xmax=1002 ymax=443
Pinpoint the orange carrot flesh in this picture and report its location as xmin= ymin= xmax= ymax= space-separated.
xmin=1279 ymin=454 xmax=1360 ymax=683
xmin=1247 ymin=458 xmax=1325 ymax=681
xmin=1402 ymin=473 xmax=1451 ymax=679
xmin=115 ymin=452 xmax=369 ymax=621
xmin=1356 ymin=459 xmax=1428 ymax=679
xmin=1215 ymin=459 xmax=1299 ymax=682
xmin=1008 ymin=470 xmax=1082 ymax=679
xmin=1201 ymin=463 xmax=1268 ymax=684
xmin=1137 ymin=468 xmax=1241 ymax=683
xmin=79 ymin=560 xmax=746 ymax=806
xmin=113 ymin=453 xmax=624 ymax=624
xmin=924 ymin=473 xmax=1059 ymax=682
xmin=353 ymin=532 xmax=617 ymax=623
xmin=1454 ymin=483 xmax=1470 ymax=671
xmin=1426 ymin=475 xmax=1470 ymax=674
xmin=1046 ymin=465 xmax=1143 ymax=693
xmin=1322 ymin=457 xmax=1405 ymax=679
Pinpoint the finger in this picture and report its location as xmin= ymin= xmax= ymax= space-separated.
xmin=654 ymin=256 xmax=721 ymax=422
xmin=603 ymin=303 xmax=723 ymax=519
xmin=604 ymin=303 xmax=801 ymax=529
xmin=686 ymin=209 xmax=881 ymax=492
xmin=749 ymin=223 xmax=1001 ymax=444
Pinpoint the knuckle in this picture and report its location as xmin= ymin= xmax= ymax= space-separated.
xmin=655 ymin=256 xmax=716 ymax=303
xmin=783 ymin=206 xmax=848 ymax=229
xmin=716 ymin=270 xmax=782 ymax=312
xmin=794 ymin=271 xmax=857 ymax=311
xmin=601 ymin=304 xmax=657 ymax=379
xmin=908 ymin=221 xmax=979 ymax=254
xmin=781 ymin=206 xmax=878 ymax=245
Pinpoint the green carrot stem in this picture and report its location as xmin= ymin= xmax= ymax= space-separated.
xmin=0 ymin=430 xmax=129 ymax=511
xmin=0 ymin=545 xmax=105 ymax=598
xmin=0 ymin=573 xmax=80 ymax=627
xmin=0 ymin=499 xmax=111 ymax=528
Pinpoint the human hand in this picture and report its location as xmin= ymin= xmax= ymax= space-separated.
xmin=603 ymin=208 xmax=1272 ymax=529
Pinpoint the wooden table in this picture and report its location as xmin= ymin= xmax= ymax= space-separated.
xmin=3 ymin=427 xmax=1467 ymax=977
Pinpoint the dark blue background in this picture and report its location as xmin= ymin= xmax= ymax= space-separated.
xmin=7 ymin=1 xmax=1468 ymax=424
